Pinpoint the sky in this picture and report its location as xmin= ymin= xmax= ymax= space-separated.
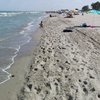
xmin=0 ymin=0 xmax=99 ymax=11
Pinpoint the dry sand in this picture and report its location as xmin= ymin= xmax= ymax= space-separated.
xmin=17 ymin=13 xmax=100 ymax=100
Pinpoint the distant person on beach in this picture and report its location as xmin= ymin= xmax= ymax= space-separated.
xmin=50 ymin=14 xmax=52 ymax=17
xmin=49 ymin=14 xmax=56 ymax=17
xmin=64 ymin=13 xmax=73 ymax=18
xmin=39 ymin=21 xmax=43 ymax=28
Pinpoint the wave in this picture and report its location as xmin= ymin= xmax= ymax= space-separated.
xmin=0 ymin=54 xmax=17 ymax=85
xmin=0 ymin=21 xmax=33 ymax=85
xmin=23 ymin=11 xmax=41 ymax=14
xmin=0 ymin=46 xmax=20 ymax=84
xmin=20 ymin=20 xmax=35 ymax=35
xmin=0 ymin=11 xmax=42 ymax=17
xmin=0 ymin=12 xmax=23 ymax=17
xmin=0 ymin=11 xmax=46 ymax=85
xmin=0 ymin=37 xmax=31 ymax=85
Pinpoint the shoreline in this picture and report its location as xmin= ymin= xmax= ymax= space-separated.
xmin=0 ymin=12 xmax=46 ymax=85
xmin=0 ymin=26 xmax=43 ymax=100
xmin=0 ymin=46 xmax=19 ymax=85
xmin=0 ymin=32 xmax=32 ymax=85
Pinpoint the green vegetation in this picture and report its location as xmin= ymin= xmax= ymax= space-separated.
xmin=82 ymin=5 xmax=89 ymax=12
xmin=91 ymin=1 xmax=100 ymax=10
xmin=82 ymin=1 xmax=100 ymax=12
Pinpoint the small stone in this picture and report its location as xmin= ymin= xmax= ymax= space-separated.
xmin=27 ymin=84 xmax=32 ymax=90
xmin=76 ymin=89 xmax=78 ymax=92
xmin=65 ymin=75 xmax=68 ymax=78
xmin=11 ymin=75 xmax=15 ymax=77
xmin=90 ymin=88 xmax=95 ymax=92
xmin=98 ymin=94 xmax=100 ymax=98
xmin=62 ymin=47 xmax=66 ymax=49
xmin=73 ymin=58 xmax=78 ymax=62
xmin=71 ymin=86 xmax=73 ymax=88
xmin=45 ymin=90 xmax=49 ymax=94
xmin=34 ymin=87 xmax=41 ymax=94
xmin=83 ymin=88 xmax=88 ymax=94
xmin=65 ymin=61 xmax=68 ymax=63
xmin=41 ymin=64 xmax=43 ymax=66
xmin=65 ymin=61 xmax=70 ymax=64
xmin=55 ymin=83 xmax=58 ymax=86
xmin=37 ymin=60 xmax=39 ymax=63
xmin=48 ymin=56 xmax=50 ymax=59
xmin=67 ymin=68 xmax=69 ymax=71
xmin=53 ymin=64 xmax=56 ymax=66
xmin=68 ymin=95 xmax=73 ymax=100
xmin=57 ymin=78 xmax=61 ymax=83
xmin=43 ymin=58 xmax=47 ymax=62
xmin=39 ymin=56 xmax=41 ymax=58
xmin=57 ymin=60 xmax=59 ymax=62
xmin=81 ymin=68 xmax=84 ymax=70
xmin=82 ymin=85 xmax=85 ymax=87
xmin=25 ymin=77 xmax=29 ymax=82
xmin=45 ymin=83 xmax=51 ymax=89
xmin=90 ymin=75 xmax=95 ymax=79
xmin=83 ymin=81 xmax=88 ymax=85
xmin=68 ymin=78 xmax=71 ymax=81
xmin=79 ymin=79 xmax=81 ymax=82
xmin=34 ymin=68 xmax=38 ymax=71
xmin=30 ymin=65 xmax=33 ymax=69
xmin=43 ymin=50 xmax=45 ymax=54
xmin=59 ymin=65 xmax=64 ymax=70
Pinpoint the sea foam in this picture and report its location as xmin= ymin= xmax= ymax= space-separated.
xmin=0 ymin=11 xmax=45 ymax=85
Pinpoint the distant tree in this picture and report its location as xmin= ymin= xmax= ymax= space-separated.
xmin=91 ymin=1 xmax=100 ymax=10
xmin=82 ymin=5 xmax=89 ymax=12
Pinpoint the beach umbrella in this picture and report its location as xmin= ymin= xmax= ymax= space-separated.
xmin=88 ymin=10 xmax=100 ymax=14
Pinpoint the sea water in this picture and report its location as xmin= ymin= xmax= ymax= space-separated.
xmin=0 ymin=11 xmax=45 ymax=84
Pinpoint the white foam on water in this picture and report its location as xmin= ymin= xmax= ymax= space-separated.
xmin=0 ymin=11 xmax=46 ymax=85
xmin=20 ymin=30 xmax=25 ymax=35
xmin=0 ymin=47 xmax=19 ymax=85
xmin=0 ymin=12 xmax=23 ymax=17
xmin=0 ymin=37 xmax=32 ymax=85
xmin=24 ymin=22 xmax=34 ymax=31
xmin=20 ymin=21 xmax=34 ymax=36
xmin=0 ymin=73 xmax=11 ymax=85
xmin=24 ymin=11 xmax=40 ymax=14
xmin=0 ymin=24 xmax=32 ymax=85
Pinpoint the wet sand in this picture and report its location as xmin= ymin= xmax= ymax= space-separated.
xmin=18 ymin=13 xmax=100 ymax=100
xmin=0 ymin=28 xmax=43 ymax=100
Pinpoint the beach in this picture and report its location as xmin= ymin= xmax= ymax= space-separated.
xmin=18 ymin=13 xmax=100 ymax=100
xmin=0 ymin=28 xmax=43 ymax=100
xmin=0 ymin=13 xmax=100 ymax=100
xmin=0 ymin=11 xmax=45 ymax=100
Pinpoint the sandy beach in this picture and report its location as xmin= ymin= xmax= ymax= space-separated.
xmin=0 ymin=13 xmax=100 ymax=100
xmin=17 ymin=13 xmax=100 ymax=100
